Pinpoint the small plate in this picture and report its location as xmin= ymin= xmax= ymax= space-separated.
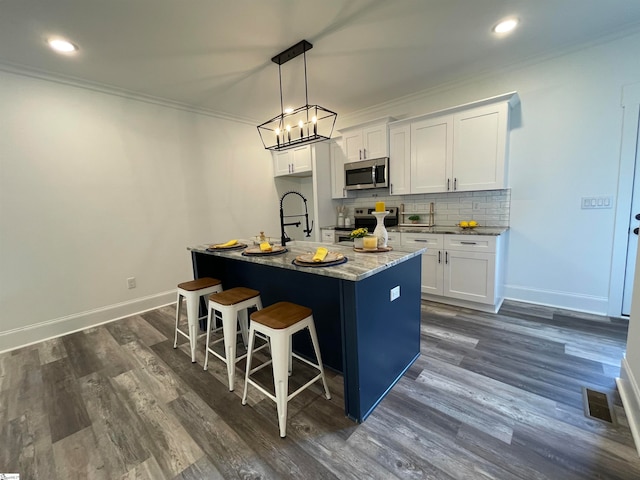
xmin=207 ymin=242 xmax=247 ymax=250
xmin=295 ymin=251 xmax=344 ymax=264
xmin=243 ymin=245 xmax=287 ymax=256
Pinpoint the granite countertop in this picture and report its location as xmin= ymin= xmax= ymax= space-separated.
xmin=188 ymin=240 xmax=426 ymax=282
xmin=388 ymin=226 xmax=509 ymax=236
xmin=320 ymin=225 xmax=508 ymax=236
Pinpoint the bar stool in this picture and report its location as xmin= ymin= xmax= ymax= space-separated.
xmin=242 ymin=301 xmax=331 ymax=438
xmin=174 ymin=277 xmax=223 ymax=363
xmin=204 ymin=287 xmax=265 ymax=391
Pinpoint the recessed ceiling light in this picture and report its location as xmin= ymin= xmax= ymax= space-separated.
xmin=47 ymin=37 xmax=78 ymax=54
xmin=492 ymin=17 xmax=519 ymax=34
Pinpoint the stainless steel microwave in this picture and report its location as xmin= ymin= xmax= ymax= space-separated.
xmin=344 ymin=157 xmax=389 ymax=191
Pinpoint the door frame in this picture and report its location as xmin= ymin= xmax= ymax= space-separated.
xmin=609 ymin=81 xmax=640 ymax=317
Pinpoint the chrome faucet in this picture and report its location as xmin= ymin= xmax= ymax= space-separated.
xmin=279 ymin=191 xmax=313 ymax=246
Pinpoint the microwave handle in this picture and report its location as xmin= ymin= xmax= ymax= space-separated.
xmin=371 ymin=165 xmax=376 ymax=187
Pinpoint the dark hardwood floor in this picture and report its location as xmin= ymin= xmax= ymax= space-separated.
xmin=2 ymin=299 xmax=639 ymax=479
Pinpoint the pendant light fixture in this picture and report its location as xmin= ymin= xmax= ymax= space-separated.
xmin=257 ymin=40 xmax=337 ymax=151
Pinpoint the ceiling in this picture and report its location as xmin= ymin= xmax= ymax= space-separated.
xmin=1 ymin=0 xmax=640 ymax=124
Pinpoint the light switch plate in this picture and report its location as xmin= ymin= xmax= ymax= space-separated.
xmin=581 ymin=196 xmax=613 ymax=209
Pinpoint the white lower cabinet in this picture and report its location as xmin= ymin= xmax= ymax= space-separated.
xmin=401 ymin=232 xmax=503 ymax=312
xmin=321 ymin=229 xmax=335 ymax=244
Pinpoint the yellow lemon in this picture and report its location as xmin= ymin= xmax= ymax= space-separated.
xmin=459 ymin=221 xmax=469 ymax=227
xmin=469 ymin=220 xmax=478 ymax=227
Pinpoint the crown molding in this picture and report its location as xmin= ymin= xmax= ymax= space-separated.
xmin=339 ymin=23 xmax=640 ymax=127
xmin=0 ymin=60 xmax=258 ymax=126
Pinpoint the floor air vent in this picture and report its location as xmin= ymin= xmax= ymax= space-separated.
xmin=582 ymin=387 xmax=616 ymax=424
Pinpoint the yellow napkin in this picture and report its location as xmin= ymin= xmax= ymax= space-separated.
xmin=259 ymin=241 xmax=272 ymax=252
xmin=312 ymin=247 xmax=328 ymax=262
xmin=215 ymin=239 xmax=237 ymax=248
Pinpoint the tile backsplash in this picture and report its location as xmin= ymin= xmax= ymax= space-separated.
xmin=338 ymin=189 xmax=510 ymax=227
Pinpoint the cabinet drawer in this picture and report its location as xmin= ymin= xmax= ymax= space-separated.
xmin=321 ymin=230 xmax=335 ymax=244
xmin=444 ymin=235 xmax=495 ymax=253
xmin=401 ymin=232 xmax=443 ymax=248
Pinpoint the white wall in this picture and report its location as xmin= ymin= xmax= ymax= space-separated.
xmin=338 ymin=31 xmax=640 ymax=315
xmin=0 ymin=70 xmax=280 ymax=351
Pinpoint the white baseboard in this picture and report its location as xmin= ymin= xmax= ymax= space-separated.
xmin=617 ymin=357 xmax=640 ymax=457
xmin=0 ymin=290 xmax=176 ymax=354
xmin=421 ymin=293 xmax=503 ymax=313
xmin=504 ymin=284 xmax=608 ymax=315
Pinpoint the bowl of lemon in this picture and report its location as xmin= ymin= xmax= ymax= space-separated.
xmin=459 ymin=220 xmax=479 ymax=229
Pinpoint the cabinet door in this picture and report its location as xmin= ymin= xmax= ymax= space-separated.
xmin=389 ymin=124 xmax=411 ymax=196
xmin=273 ymin=150 xmax=292 ymax=177
xmin=343 ymin=131 xmax=363 ymax=162
xmin=444 ymin=250 xmax=496 ymax=304
xmin=411 ymin=116 xmax=452 ymax=194
xmin=402 ymin=233 xmax=443 ymax=295
xmin=291 ymin=145 xmax=312 ymax=174
xmin=452 ymin=102 xmax=508 ymax=191
xmin=330 ymin=139 xmax=348 ymax=198
xmin=362 ymin=124 xmax=388 ymax=159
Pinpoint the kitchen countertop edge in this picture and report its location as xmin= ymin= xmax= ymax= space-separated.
xmin=188 ymin=241 xmax=426 ymax=282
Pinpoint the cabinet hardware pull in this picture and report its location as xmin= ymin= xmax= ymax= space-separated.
xmin=636 ymin=213 xmax=640 ymax=221
xmin=445 ymin=251 xmax=448 ymax=264
xmin=390 ymin=184 xmax=393 ymax=194
xmin=460 ymin=241 xmax=477 ymax=245
xmin=447 ymin=178 xmax=450 ymax=191
xmin=414 ymin=239 xmax=429 ymax=243
xmin=454 ymin=178 xmax=457 ymax=190
xmin=635 ymin=227 xmax=639 ymax=235
xmin=438 ymin=251 xmax=441 ymax=263
xmin=363 ymin=148 xmax=367 ymax=158
xmin=359 ymin=149 xmax=362 ymax=160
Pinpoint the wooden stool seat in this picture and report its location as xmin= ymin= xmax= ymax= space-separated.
xmin=250 ymin=301 xmax=312 ymax=330
xmin=242 ymin=301 xmax=331 ymax=437
xmin=209 ymin=287 xmax=260 ymax=306
xmin=204 ymin=287 xmax=264 ymax=391
xmin=174 ymin=277 xmax=223 ymax=363
xmin=178 ymin=277 xmax=222 ymax=291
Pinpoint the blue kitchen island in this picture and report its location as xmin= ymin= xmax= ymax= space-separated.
xmin=188 ymin=240 xmax=424 ymax=423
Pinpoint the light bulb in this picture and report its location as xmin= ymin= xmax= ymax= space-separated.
xmin=493 ymin=18 xmax=519 ymax=34
xmin=48 ymin=37 xmax=78 ymax=54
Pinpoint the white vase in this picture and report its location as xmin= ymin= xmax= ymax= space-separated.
xmin=372 ymin=211 xmax=389 ymax=248
xmin=353 ymin=237 xmax=364 ymax=249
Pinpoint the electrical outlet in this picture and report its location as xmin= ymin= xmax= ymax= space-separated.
xmin=127 ymin=277 xmax=136 ymax=289
xmin=390 ymin=286 xmax=400 ymax=302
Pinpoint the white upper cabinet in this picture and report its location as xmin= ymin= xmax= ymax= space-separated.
xmin=388 ymin=93 xmax=515 ymax=194
xmin=410 ymin=115 xmax=453 ymax=194
xmin=272 ymin=145 xmax=313 ymax=177
xmin=341 ymin=121 xmax=389 ymax=162
xmin=388 ymin=124 xmax=411 ymax=196
xmin=452 ymin=102 xmax=509 ymax=192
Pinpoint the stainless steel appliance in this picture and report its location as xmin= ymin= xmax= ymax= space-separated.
xmin=333 ymin=227 xmax=354 ymax=243
xmin=332 ymin=206 xmax=398 ymax=243
xmin=354 ymin=206 xmax=399 ymax=231
xmin=344 ymin=157 xmax=389 ymax=191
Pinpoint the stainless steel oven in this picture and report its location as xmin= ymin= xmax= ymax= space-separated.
xmin=334 ymin=227 xmax=354 ymax=243
xmin=354 ymin=206 xmax=399 ymax=231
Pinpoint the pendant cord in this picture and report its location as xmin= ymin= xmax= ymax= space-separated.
xmin=278 ymin=64 xmax=284 ymax=130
